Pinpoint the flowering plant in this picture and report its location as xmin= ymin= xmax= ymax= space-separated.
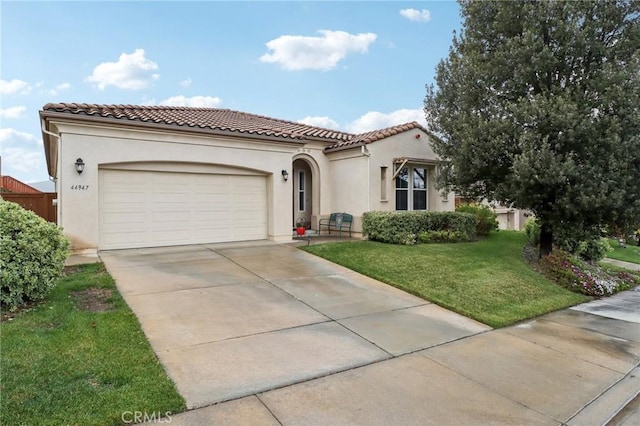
xmin=539 ymin=250 xmax=639 ymax=296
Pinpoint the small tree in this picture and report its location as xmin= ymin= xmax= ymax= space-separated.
xmin=425 ymin=0 xmax=640 ymax=257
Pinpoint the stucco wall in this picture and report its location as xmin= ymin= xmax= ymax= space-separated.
xmin=321 ymin=129 xmax=454 ymax=234
xmin=367 ymin=130 xmax=454 ymax=213
xmin=291 ymin=144 xmax=334 ymax=229
xmin=53 ymin=121 xmax=300 ymax=252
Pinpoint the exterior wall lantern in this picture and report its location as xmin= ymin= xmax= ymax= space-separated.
xmin=75 ymin=158 xmax=85 ymax=175
xmin=281 ymin=169 xmax=289 ymax=182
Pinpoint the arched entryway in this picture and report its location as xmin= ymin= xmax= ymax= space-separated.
xmin=292 ymin=155 xmax=320 ymax=230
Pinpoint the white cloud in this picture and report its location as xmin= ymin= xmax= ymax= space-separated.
xmin=0 ymin=128 xmax=42 ymax=174
xmin=260 ymin=30 xmax=377 ymax=71
xmin=48 ymin=82 xmax=72 ymax=95
xmin=0 ymin=79 xmax=31 ymax=95
xmin=297 ymin=116 xmax=340 ymax=129
xmin=86 ymin=49 xmax=159 ymax=90
xmin=0 ymin=128 xmax=39 ymax=144
xmin=346 ymin=109 xmax=427 ymax=133
xmin=400 ymin=8 xmax=431 ymax=23
xmin=159 ymin=95 xmax=222 ymax=108
xmin=1 ymin=147 xmax=42 ymax=174
xmin=0 ymin=106 xmax=27 ymax=119
xmin=180 ymin=77 xmax=192 ymax=88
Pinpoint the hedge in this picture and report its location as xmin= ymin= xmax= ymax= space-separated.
xmin=0 ymin=199 xmax=70 ymax=311
xmin=362 ymin=211 xmax=477 ymax=245
xmin=455 ymin=203 xmax=499 ymax=236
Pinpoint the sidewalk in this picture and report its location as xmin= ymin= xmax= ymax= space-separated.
xmin=602 ymin=258 xmax=640 ymax=272
xmin=167 ymin=286 xmax=640 ymax=425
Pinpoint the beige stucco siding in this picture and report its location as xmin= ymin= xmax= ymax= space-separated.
xmin=53 ymin=121 xmax=299 ymax=252
xmin=367 ymin=130 xmax=454 ymax=212
xmin=322 ymin=129 xmax=454 ymax=235
xmin=327 ymin=149 xmax=370 ymax=215
xmin=291 ymin=144 xmax=334 ymax=228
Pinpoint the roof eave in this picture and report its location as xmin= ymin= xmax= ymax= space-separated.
xmin=38 ymin=110 xmax=310 ymax=146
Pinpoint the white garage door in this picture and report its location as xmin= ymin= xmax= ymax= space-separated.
xmin=99 ymin=169 xmax=267 ymax=250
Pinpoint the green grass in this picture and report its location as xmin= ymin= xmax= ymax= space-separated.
xmin=304 ymin=231 xmax=589 ymax=328
xmin=607 ymin=238 xmax=640 ymax=264
xmin=0 ymin=263 xmax=185 ymax=425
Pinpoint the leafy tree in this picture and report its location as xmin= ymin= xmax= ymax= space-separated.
xmin=425 ymin=0 xmax=640 ymax=257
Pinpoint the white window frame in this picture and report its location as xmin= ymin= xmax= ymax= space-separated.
xmin=395 ymin=165 xmax=428 ymax=211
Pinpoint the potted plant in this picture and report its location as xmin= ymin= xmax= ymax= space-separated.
xmin=295 ymin=217 xmax=306 ymax=236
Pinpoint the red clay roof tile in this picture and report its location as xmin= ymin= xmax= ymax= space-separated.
xmin=41 ymin=103 xmax=429 ymax=150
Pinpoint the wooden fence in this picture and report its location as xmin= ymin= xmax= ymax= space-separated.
xmin=2 ymin=193 xmax=57 ymax=223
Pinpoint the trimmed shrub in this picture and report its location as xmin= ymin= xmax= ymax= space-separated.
xmin=418 ymin=230 xmax=465 ymax=243
xmin=0 ymin=200 xmax=70 ymax=311
xmin=575 ymin=238 xmax=612 ymax=262
xmin=455 ymin=203 xmax=498 ymax=236
xmin=363 ymin=211 xmax=476 ymax=245
xmin=524 ymin=217 xmax=541 ymax=246
xmin=555 ymin=226 xmax=612 ymax=262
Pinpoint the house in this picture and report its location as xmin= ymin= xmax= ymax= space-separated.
xmin=40 ymin=103 xmax=454 ymax=253
xmin=0 ymin=175 xmax=42 ymax=194
xmin=455 ymin=196 xmax=530 ymax=231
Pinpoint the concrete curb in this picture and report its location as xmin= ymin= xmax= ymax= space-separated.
xmin=567 ymin=366 xmax=640 ymax=425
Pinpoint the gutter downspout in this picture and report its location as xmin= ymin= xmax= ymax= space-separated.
xmin=40 ymin=119 xmax=61 ymax=223
xmin=361 ymin=145 xmax=371 ymax=212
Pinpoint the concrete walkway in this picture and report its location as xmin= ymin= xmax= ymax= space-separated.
xmin=602 ymin=258 xmax=640 ymax=272
xmin=99 ymin=242 xmax=640 ymax=425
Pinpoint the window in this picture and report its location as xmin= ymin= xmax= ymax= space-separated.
xmin=413 ymin=168 xmax=427 ymax=210
xmin=380 ymin=166 xmax=388 ymax=201
xmin=298 ymin=170 xmax=305 ymax=211
xmin=395 ymin=168 xmax=409 ymax=210
xmin=395 ymin=166 xmax=428 ymax=211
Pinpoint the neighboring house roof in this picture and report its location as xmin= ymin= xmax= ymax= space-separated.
xmin=0 ymin=176 xmax=42 ymax=193
xmin=29 ymin=180 xmax=55 ymax=192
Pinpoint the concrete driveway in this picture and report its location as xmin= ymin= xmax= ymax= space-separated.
xmin=100 ymin=242 xmax=640 ymax=425
xmin=100 ymin=241 xmax=489 ymax=409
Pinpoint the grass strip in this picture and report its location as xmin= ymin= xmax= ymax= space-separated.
xmin=0 ymin=263 xmax=185 ymax=425
xmin=304 ymin=231 xmax=589 ymax=328
xmin=606 ymin=238 xmax=640 ymax=264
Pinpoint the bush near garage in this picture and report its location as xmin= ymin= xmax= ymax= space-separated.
xmin=0 ymin=199 xmax=70 ymax=311
xmin=362 ymin=211 xmax=476 ymax=245
xmin=455 ymin=203 xmax=499 ymax=236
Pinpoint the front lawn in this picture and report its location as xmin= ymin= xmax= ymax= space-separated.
xmin=607 ymin=238 xmax=640 ymax=264
xmin=0 ymin=263 xmax=185 ymax=425
xmin=304 ymin=232 xmax=589 ymax=328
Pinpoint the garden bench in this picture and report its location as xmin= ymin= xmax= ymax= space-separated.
xmin=319 ymin=213 xmax=353 ymax=237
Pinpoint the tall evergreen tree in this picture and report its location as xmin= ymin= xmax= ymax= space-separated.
xmin=425 ymin=0 xmax=640 ymax=256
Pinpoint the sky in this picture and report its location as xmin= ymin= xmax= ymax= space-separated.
xmin=0 ymin=1 xmax=462 ymax=184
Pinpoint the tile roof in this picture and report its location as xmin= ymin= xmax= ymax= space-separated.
xmin=324 ymin=121 xmax=427 ymax=151
xmin=41 ymin=103 xmax=429 ymax=150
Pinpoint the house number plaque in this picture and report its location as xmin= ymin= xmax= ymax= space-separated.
xmin=70 ymin=185 xmax=90 ymax=191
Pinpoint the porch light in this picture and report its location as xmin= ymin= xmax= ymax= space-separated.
xmin=281 ymin=169 xmax=289 ymax=182
xmin=75 ymin=158 xmax=85 ymax=175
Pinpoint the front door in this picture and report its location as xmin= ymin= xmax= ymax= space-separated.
xmin=292 ymin=159 xmax=312 ymax=228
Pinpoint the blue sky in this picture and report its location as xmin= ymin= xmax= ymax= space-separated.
xmin=0 ymin=1 xmax=462 ymax=184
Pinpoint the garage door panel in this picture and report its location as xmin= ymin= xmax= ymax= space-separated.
xmin=99 ymin=170 xmax=267 ymax=250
